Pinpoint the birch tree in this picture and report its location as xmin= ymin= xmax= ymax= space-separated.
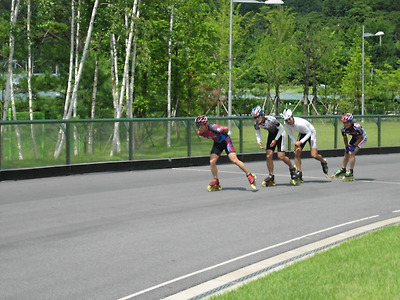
xmin=54 ymin=0 xmax=76 ymax=158
xmin=110 ymin=0 xmax=138 ymax=156
xmin=27 ymin=0 xmax=38 ymax=159
xmin=54 ymin=0 xmax=99 ymax=158
xmin=88 ymin=34 xmax=102 ymax=155
xmin=3 ymin=0 xmax=23 ymax=160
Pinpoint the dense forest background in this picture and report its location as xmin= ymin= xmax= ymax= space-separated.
xmin=1 ymin=0 xmax=400 ymax=121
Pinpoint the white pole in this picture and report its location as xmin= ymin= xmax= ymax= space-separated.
xmin=228 ymin=0 xmax=233 ymax=134
xmin=167 ymin=5 xmax=174 ymax=148
xmin=361 ymin=25 xmax=365 ymax=116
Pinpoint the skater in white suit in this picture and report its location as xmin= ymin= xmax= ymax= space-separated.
xmin=281 ymin=109 xmax=328 ymax=180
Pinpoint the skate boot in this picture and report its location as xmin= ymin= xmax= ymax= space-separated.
xmin=289 ymin=167 xmax=299 ymax=186
xmin=321 ymin=159 xmax=329 ymax=178
xmin=207 ymin=178 xmax=222 ymax=191
xmin=290 ymin=170 xmax=303 ymax=186
xmin=342 ymin=169 xmax=355 ymax=182
xmin=247 ymin=173 xmax=257 ymax=190
xmin=262 ymin=174 xmax=276 ymax=187
xmin=331 ymin=167 xmax=346 ymax=179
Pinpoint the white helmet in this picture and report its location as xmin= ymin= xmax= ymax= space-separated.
xmin=280 ymin=108 xmax=293 ymax=121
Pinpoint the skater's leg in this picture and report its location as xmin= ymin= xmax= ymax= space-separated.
xmin=277 ymin=151 xmax=294 ymax=169
xmin=266 ymin=149 xmax=274 ymax=174
xmin=310 ymin=148 xmax=325 ymax=163
xmin=227 ymin=152 xmax=250 ymax=174
xmin=294 ymin=147 xmax=302 ymax=171
xmin=210 ymin=153 xmax=219 ymax=179
xmin=349 ymin=147 xmax=360 ymax=170
xmin=342 ymin=152 xmax=350 ymax=169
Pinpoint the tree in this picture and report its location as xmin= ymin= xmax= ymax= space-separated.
xmin=3 ymin=0 xmax=24 ymax=160
xmin=54 ymin=0 xmax=99 ymax=158
xmin=254 ymin=7 xmax=297 ymax=115
xmin=295 ymin=12 xmax=342 ymax=115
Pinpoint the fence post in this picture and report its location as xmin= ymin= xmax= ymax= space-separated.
xmin=129 ymin=120 xmax=133 ymax=160
xmin=239 ymin=119 xmax=243 ymax=154
xmin=377 ymin=116 xmax=381 ymax=147
xmin=0 ymin=124 xmax=2 ymax=170
xmin=187 ymin=120 xmax=191 ymax=157
xmin=334 ymin=117 xmax=338 ymax=149
xmin=66 ymin=122 xmax=71 ymax=165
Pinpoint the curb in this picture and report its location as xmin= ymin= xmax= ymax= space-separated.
xmin=164 ymin=216 xmax=400 ymax=300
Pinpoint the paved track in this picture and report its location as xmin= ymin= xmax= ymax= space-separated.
xmin=1 ymin=153 xmax=400 ymax=300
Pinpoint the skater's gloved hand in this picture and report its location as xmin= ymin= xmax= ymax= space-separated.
xmin=345 ymin=144 xmax=356 ymax=152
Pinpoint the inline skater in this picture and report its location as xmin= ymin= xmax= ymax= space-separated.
xmin=280 ymin=108 xmax=329 ymax=182
xmin=251 ymin=106 xmax=298 ymax=186
xmin=195 ymin=115 xmax=256 ymax=191
xmin=332 ymin=113 xmax=368 ymax=181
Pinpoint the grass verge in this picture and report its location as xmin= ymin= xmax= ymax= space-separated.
xmin=210 ymin=224 xmax=400 ymax=300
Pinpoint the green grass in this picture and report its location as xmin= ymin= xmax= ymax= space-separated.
xmin=210 ymin=224 xmax=400 ymax=300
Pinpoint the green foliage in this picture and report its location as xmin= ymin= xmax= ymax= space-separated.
xmin=0 ymin=0 xmax=399 ymax=120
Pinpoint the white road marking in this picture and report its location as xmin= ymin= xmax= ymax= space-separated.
xmin=118 ymin=215 xmax=379 ymax=300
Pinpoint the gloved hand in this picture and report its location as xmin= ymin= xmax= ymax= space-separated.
xmin=345 ymin=145 xmax=356 ymax=153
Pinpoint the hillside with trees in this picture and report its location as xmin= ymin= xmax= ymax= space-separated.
xmin=1 ymin=0 xmax=399 ymax=120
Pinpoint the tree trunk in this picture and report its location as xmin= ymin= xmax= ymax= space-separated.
xmin=6 ymin=0 xmax=23 ymax=160
xmin=27 ymin=0 xmax=38 ymax=159
xmin=167 ymin=4 xmax=174 ymax=148
xmin=73 ymin=0 xmax=82 ymax=156
xmin=54 ymin=0 xmax=99 ymax=158
xmin=111 ymin=0 xmax=138 ymax=156
xmin=303 ymin=55 xmax=311 ymax=115
xmin=274 ymin=81 xmax=280 ymax=116
xmin=54 ymin=0 xmax=76 ymax=159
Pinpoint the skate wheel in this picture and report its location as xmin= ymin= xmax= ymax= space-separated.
xmin=207 ymin=184 xmax=222 ymax=191
xmin=251 ymin=184 xmax=257 ymax=190
xmin=342 ymin=177 xmax=354 ymax=182
xmin=262 ymin=181 xmax=267 ymax=187
xmin=290 ymin=179 xmax=297 ymax=186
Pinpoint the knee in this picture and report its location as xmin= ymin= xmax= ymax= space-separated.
xmin=210 ymin=158 xmax=217 ymax=165
xmin=230 ymin=157 xmax=240 ymax=165
xmin=277 ymin=153 xmax=285 ymax=160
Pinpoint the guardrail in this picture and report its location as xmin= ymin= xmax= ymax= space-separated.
xmin=0 ymin=115 xmax=399 ymax=174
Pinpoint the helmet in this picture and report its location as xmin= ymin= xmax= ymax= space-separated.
xmin=341 ymin=113 xmax=353 ymax=123
xmin=251 ymin=106 xmax=264 ymax=118
xmin=280 ymin=108 xmax=293 ymax=121
xmin=195 ymin=115 xmax=208 ymax=126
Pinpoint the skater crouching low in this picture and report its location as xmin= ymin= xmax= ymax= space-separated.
xmin=332 ymin=113 xmax=367 ymax=180
xmin=195 ymin=115 xmax=256 ymax=191
xmin=251 ymin=106 xmax=298 ymax=186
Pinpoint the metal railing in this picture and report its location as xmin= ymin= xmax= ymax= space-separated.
xmin=1 ymin=115 xmax=399 ymax=171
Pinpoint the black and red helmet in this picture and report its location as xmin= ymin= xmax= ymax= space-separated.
xmin=195 ymin=115 xmax=208 ymax=126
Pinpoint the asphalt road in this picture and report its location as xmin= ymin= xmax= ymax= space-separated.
xmin=1 ymin=153 xmax=400 ymax=300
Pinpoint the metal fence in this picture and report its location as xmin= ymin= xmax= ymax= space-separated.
xmin=1 ymin=115 xmax=399 ymax=171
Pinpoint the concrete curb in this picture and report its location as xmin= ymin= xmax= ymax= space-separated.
xmin=164 ymin=216 xmax=400 ymax=300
